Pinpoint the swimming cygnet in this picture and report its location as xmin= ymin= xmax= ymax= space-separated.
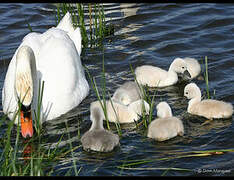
xmin=81 ymin=106 xmax=120 ymax=152
xmin=147 ymin=102 xmax=184 ymax=141
xmin=184 ymin=57 xmax=201 ymax=79
xmin=90 ymin=98 xmax=150 ymax=123
xmin=184 ymin=83 xmax=233 ymax=119
xmin=112 ymin=81 xmax=142 ymax=105
xmin=135 ymin=57 xmax=191 ymax=87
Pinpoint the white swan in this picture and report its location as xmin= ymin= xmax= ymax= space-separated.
xmin=184 ymin=83 xmax=233 ymax=119
xmin=184 ymin=57 xmax=201 ymax=79
xmin=90 ymin=98 xmax=150 ymax=123
xmin=147 ymin=101 xmax=184 ymax=141
xmin=135 ymin=57 xmax=191 ymax=87
xmin=111 ymin=81 xmax=142 ymax=106
xmin=81 ymin=106 xmax=119 ymax=152
xmin=2 ymin=12 xmax=89 ymax=138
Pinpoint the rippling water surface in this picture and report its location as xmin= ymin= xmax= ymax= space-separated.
xmin=0 ymin=3 xmax=234 ymax=176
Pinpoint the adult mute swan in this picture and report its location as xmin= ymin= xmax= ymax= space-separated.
xmin=81 ymin=106 xmax=120 ymax=152
xmin=135 ymin=57 xmax=191 ymax=87
xmin=2 ymin=12 xmax=89 ymax=138
xmin=184 ymin=83 xmax=233 ymax=119
xmin=90 ymin=98 xmax=150 ymax=123
xmin=111 ymin=81 xmax=142 ymax=106
xmin=147 ymin=102 xmax=184 ymax=141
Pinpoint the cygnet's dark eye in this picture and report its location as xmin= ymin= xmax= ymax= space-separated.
xmin=182 ymin=66 xmax=185 ymax=69
xmin=185 ymin=92 xmax=188 ymax=95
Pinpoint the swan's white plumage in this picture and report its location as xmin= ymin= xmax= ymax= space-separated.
xmin=184 ymin=83 xmax=233 ymax=119
xmin=147 ymin=102 xmax=184 ymax=141
xmin=56 ymin=12 xmax=82 ymax=56
xmin=90 ymin=99 xmax=150 ymax=124
xmin=81 ymin=106 xmax=119 ymax=152
xmin=135 ymin=58 xmax=190 ymax=87
xmin=2 ymin=12 xmax=89 ymax=124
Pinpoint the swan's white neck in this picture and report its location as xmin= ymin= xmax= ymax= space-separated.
xmin=15 ymin=45 xmax=36 ymax=107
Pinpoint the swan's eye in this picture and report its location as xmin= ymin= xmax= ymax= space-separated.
xmin=185 ymin=92 xmax=188 ymax=95
xmin=182 ymin=66 xmax=185 ymax=69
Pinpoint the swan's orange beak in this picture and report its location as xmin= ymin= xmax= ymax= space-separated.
xmin=20 ymin=110 xmax=33 ymax=138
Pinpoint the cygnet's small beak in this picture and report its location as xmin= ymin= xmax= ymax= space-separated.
xmin=20 ymin=105 xmax=33 ymax=138
xmin=183 ymin=70 xmax=191 ymax=79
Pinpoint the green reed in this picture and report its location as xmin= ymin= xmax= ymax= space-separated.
xmin=0 ymin=80 xmax=70 ymax=176
xmin=201 ymin=56 xmax=217 ymax=99
xmin=83 ymin=47 xmax=122 ymax=136
xmin=26 ymin=21 xmax=33 ymax=32
xmin=129 ymin=63 xmax=156 ymax=129
xmin=55 ymin=3 xmax=114 ymax=48
xmin=65 ymin=121 xmax=79 ymax=176
xmin=117 ymin=148 xmax=234 ymax=172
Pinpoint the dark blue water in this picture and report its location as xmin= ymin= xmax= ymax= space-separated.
xmin=0 ymin=3 xmax=234 ymax=176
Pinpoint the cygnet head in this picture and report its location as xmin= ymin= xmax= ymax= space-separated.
xmin=156 ymin=101 xmax=173 ymax=118
xmin=184 ymin=83 xmax=201 ymax=99
xmin=170 ymin=57 xmax=191 ymax=78
xmin=112 ymin=89 xmax=131 ymax=105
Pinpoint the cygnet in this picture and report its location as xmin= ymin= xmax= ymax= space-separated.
xmin=112 ymin=81 xmax=142 ymax=105
xmin=147 ymin=101 xmax=184 ymax=141
xmin=90 ymin=99 xmax=150 ymax=123
xmin=184 ymin=83 xmax=233 ymax=119
xmin=135 ymin=57 xmax=191 ymax=87
xmin=81 ymin=106 xmax=120 ymax=152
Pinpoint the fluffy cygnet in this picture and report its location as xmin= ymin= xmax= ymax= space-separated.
xmin=184 ymin=83 xmax=233 ymax=119
xmin=81 ymin=106 xmax=120 ymax=152
xmin=90 ymin=99 xmax=150 ymax=123
xmin=147 ymin=101 xmax=184 ymax=141
xmin=135 ymin=57 xmax=191 ymax=87
xmin=184 ymin=57 xmax=201 ymax=79
xmin=112 ymin=81 xmax=142 ymax=105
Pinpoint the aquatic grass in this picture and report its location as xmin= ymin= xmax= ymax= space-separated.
xmin=0 ymin=84 xmax=43 ymax=175
xmin=0 ymin=80 xmax=72 ymax=176
xmin=117 ymin=148 xmax=234 ymax=170
xmin=83 ymin=48 xmax=122 ymax=136
xmin=55 ymin=3 xmax=114 ymax=48
xmin=201 ymin=56 xmax=217 ymax=99
xmin=0 ymin=116 xmax=73 ymax=175
xmin=118 ymin=166 xmax=192 ymax=173
xmin=0 ymin=112 xmax=18 ymax=175
xmin=84 ymin=66 xmax=110 ymax=130
xmin=129 ymin=63 xmax=157 ymax=129
xmin=34 ymin=80 xmax=45 ymax=138
xmin=65 ymin=121 xmax=79 ymax=176
xmin=0 ymin=88 xmax=31 ymax=175
xmin=107 ymin=92 xmax=122 ymax=136
xmin=26 ymin=20 xmax=33 ymax=32
xmin=100 ymin=49 xmax=110 ymax=130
